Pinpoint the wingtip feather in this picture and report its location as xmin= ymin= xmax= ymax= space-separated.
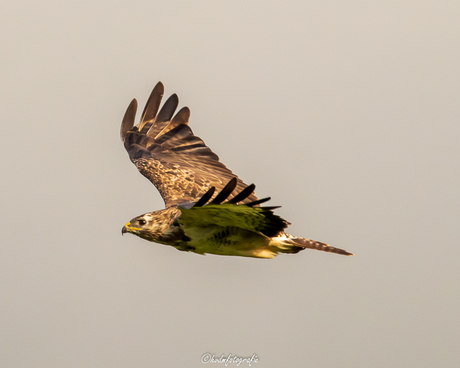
xmin=210 ymin=178 xmax=238 ymax=204
xmin=121 ymin=98 xmax=138 ymax=141
xmin=139 ymin=81 xmax=165 ymax=129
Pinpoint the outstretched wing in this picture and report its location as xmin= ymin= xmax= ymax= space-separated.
xmin=178 ymin=178 xmax=289 ymax=238
xmin=121 ymin=82 xmax=258 ymax=208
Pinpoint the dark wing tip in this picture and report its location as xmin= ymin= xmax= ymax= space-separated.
xmin=193 ymin=186 xmax=216 ymax=207
xmin=228 ymin=184 xmax=256 ymax=204
xmin=143 ymin=93 xmax=180 ymax=136
xmin=140 ymin=81 xmax=165 ymax=126
xmin=210 ymin=178 xmax=237 ymax=205
xmin=246 ymin=197 xmax=271 ymax=207
xmin=121 ymin=98 xmax=138 ymax=141
xmin=157 ymin=93 xmax=179 ymax=122
xmin=171 ymin=106 xmax=191 ymax=126
xmin=192 ymin=179 xmax=255 ymax=208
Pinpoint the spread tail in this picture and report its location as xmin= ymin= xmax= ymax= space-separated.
xmin=269 ymin=233 xmax=353 ymax=256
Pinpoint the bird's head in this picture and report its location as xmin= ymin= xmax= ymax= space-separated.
xmin=121 ymin=213 xmax=158 ymax=240
xmin=122 ymin=212 xmax=166 ymax=242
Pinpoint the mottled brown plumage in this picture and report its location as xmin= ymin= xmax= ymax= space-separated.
xmin=120 ymin=82 xmax=353 ymax=258
xmin=121 ymin=82 xmax=256 ymax=209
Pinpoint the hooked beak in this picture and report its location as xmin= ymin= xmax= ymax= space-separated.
xmin=122 ymin=222 xmax=130 ymax=235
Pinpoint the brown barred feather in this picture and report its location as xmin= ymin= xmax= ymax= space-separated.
xmin=121 ymin=82 xmax=258 ymax=208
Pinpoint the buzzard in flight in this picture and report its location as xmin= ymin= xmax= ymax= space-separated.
xmin=120 ymin=82 xmax=352 ymax=258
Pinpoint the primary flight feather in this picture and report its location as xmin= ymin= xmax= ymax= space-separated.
xmin=120 ymin=82 xmax=353 ymax=258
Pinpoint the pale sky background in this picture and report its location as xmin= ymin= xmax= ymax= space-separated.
xmin=1 ymin=1 xmax=459 ymax=367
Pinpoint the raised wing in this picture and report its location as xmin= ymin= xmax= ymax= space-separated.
xmin=121 ymin=82 xmax=258 ymax=208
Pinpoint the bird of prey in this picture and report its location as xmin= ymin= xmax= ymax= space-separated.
xmin=120 ymin=82 xmax=353 ymax=258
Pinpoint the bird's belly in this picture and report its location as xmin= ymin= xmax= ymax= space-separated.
xmin=186 ymin=226 xmax=273 ymax=258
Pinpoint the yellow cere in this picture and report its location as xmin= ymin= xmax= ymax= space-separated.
xmin=125 ymin=222 xmax=141 ymax=231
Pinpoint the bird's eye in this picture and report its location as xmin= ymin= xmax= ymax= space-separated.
xmin=138 ymin=219 xmax=146 ymax=226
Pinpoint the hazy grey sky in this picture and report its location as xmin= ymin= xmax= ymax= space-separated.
xmin=1 ymin=1 xmax=459 ymax=367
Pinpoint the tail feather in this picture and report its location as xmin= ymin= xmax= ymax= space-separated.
xmin=269 ymin=233 xmax=353 ymax=256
